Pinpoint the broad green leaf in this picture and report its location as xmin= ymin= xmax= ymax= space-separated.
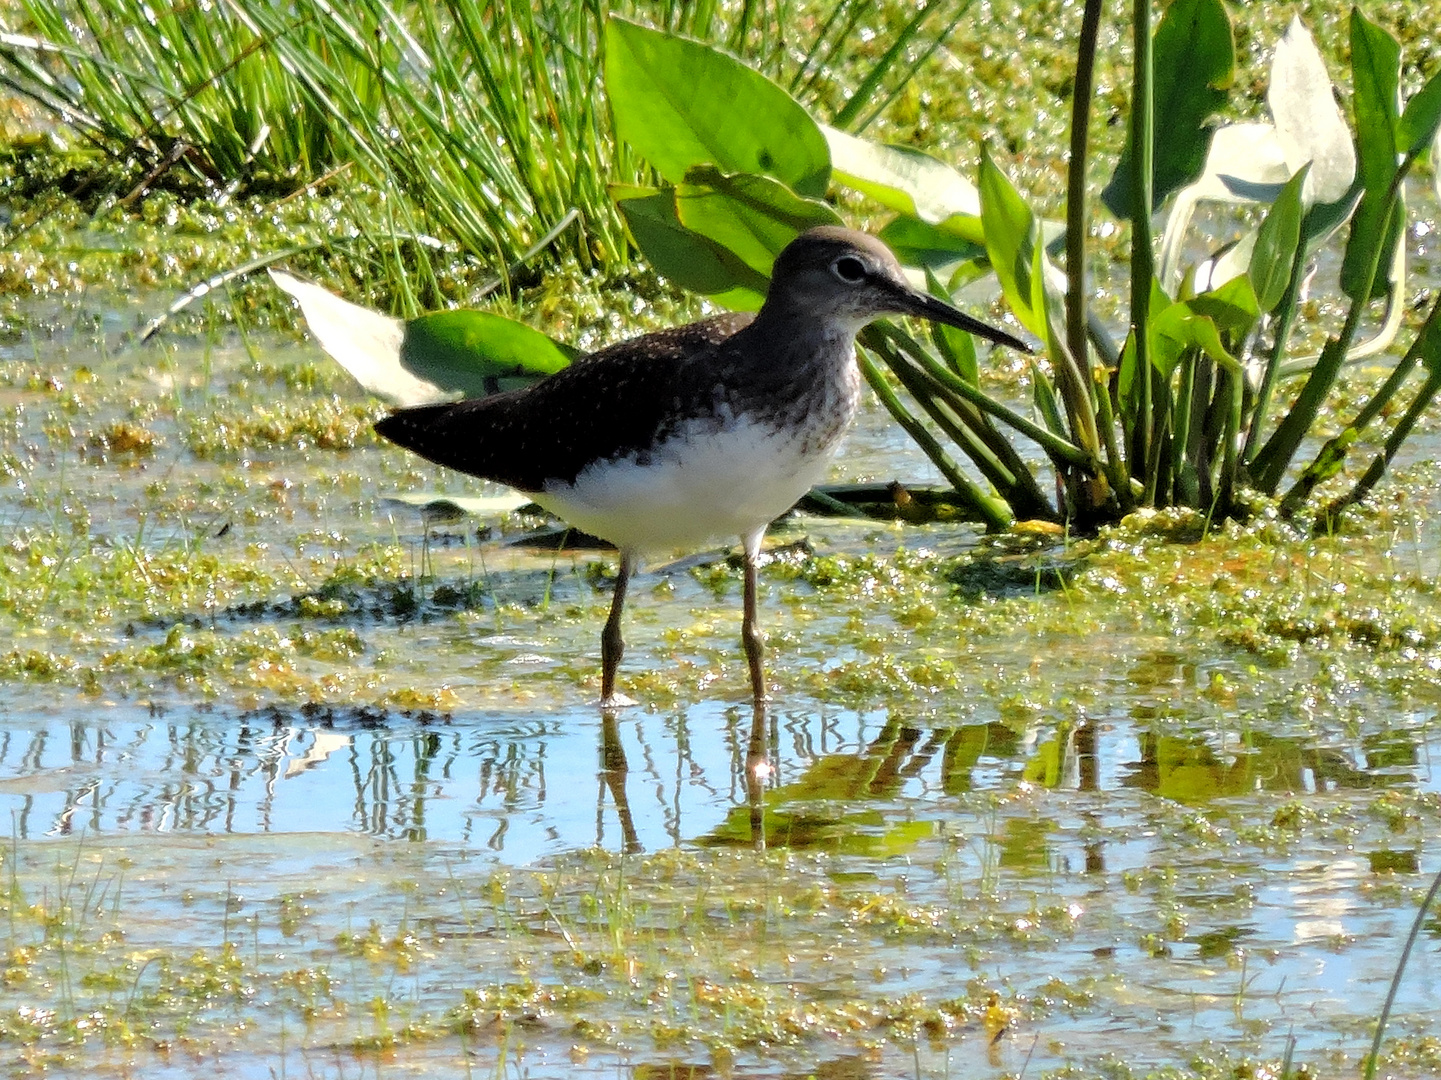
xmin=604 ymin=18 xmax=830 ymax=199
xmin=1117 ymin=329 xmax=1140 ymax=414
xmin=1270 ymin=16 xmax=1355 ymax=206
xmin=1155 ymin=123 xmax=1286 ymax=289
xmin=1118 ymin=283 xmax=1178 ymax=402
xmin=877 ymin=217 xmax=987 ymax=279
xmin=674 ymin=165 xmax=842 ymax=276
xmin=1147 ymin=314 xmax=1190 ymax=379
xmin=1192 ymin=234 xmax=1256 ymax=296
xmin=1187 ymin=275 xmax=1260 ymax=337
xmin=612 ymin=184 xmax=769 ymax=309
xmin=945 ymin=260 xmax=995 ymax=293
xmin=1103 ymin=0 xmax=1235 ymax=219
xmin=824 ymin=124 xmax=984 ymax=241
xmin=1340 ymin=9 xmax=1403 ymax=302
xmin=978 ymin=146 xmax=1045 ymax=340
xmin=1039 ymin=259 xmax=1071 ymax=364
xmin=1159 ymin=19 xmax=1353 ymax=292
xmin=1435 ymin=127 xmax=1441 ymax=204
xmin=1032 ymin=365 xmax=1066 ymax=436
xmin=270 ymin=270 xmax=573 ymax=406
xmin=401 ymin=310 xmax=575 ymax=397
xmin=271 ymin=269 xmax=425 ymax=406
xmin=1399 ymin=68 xmax=1441 ymax=158
xmin=1249 ymin=165 xmax=1307 ymax=311
xmin=1149 ymin=303 xmax=1239 ymax=379
xmin=1302 ymin=184 xmax=1364 ymax=248
xmin=1174 ymin=310 xmax=1239 ymax=374
xmin=925 ymin=268 xmax=978 ymax=385
xmin=1185 ymin=124 xmax=1291 ymax=205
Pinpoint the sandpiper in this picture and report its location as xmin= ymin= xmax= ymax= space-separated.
xmin=375 ymin=226 xmax=1029 ymax=707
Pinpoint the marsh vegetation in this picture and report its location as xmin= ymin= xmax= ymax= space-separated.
xmin=0 ymin=0 xmax=1436 ymax=1077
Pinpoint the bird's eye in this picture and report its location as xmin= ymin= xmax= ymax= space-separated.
xmin=831 ymin=255 xmax=867 ymax=284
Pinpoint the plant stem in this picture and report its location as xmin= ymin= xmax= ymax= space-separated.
xmin=889 ymin=351 xmax=1058 ymax=520
xmin=1090 ymin=363 xmax=1132 ymax=511
xmin=1170 ymin=352 xmax=1195 ymax=504
xmin=866 ymin=326 xmax=1092 ymax=469
xmin=1064 ymin=0 xmax=1102 ymax=388
xmin=887 ymin=355 xmax=1018 ymax=489
xmin=883 ymin=324 xmax=1058 ymax=504
xmin=1341 ymin=290 xmax=1441 ymax=431
xmin=1361 ymin=862 xmax=1441 ymax=1080
xmin=1128 ymin=0 xmax=1155 ymax=485
xmin=1253 ymin=165 xmax=1412 ymax=493
xmin=1217 ymin=367 xmax=1243 ymax=515
xmin=1241 ymin=238 xmax=1309 ymax=460
xmin=1280 ymin=291 xmax=1441 ymax=511
xmin=1061 ymin=0 xmax=1121 ymax=518
xmin=856 ymin=351 xmax=1012 ymax=531
xmin=1321 ymin=366 xmax=1441 ymax=520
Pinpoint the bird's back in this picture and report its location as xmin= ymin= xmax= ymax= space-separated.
xmin=373 ymin=311 xmax=754 ymax=492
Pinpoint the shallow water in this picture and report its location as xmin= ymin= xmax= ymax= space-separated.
xmin=0 ymin=285 xmax=1440 ymax=1078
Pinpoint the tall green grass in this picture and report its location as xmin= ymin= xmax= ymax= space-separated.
xmin=0 ymin=0 xmax=361 ymax=188
xmin=0 ymin=0 xmax=967 ymax=303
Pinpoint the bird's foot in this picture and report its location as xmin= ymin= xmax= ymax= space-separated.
xmin=599 ymin=691 xmax=638 ymax=711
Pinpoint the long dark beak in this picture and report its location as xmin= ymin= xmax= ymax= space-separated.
xmin=897 ymin=288 xmax=1035 ymax=354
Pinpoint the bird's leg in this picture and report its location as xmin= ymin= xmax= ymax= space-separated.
xmin=740 ymin=530 xmax=768 ymax=704
xmin=599 ymin=710 xmax=641 ymax=853
xmin=600 ymin=552 xmax=635 ymax=707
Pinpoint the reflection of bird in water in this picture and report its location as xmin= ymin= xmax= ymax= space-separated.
xmin=376 ymin=228 xmax=1027 ymax=707
xmin=598 ymin=704 xmax=771 ymax=853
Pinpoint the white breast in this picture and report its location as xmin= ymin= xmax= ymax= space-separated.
xmin=533 ymin=413 xmax=845 ymax=553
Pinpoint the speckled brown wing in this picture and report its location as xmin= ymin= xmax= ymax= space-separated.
xmin=373 ymin=312 xmax=754 ymax=491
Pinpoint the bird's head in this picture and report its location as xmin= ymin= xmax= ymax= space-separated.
xmin=762 ymin=226 xmax=1031 ymax=352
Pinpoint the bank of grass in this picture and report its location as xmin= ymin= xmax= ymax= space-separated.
xmin=0 ymin=0 xmax=1428 ymax=308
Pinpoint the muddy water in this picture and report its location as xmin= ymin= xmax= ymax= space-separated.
xmin=0 ymin=295 xmax=1438 ymax=1078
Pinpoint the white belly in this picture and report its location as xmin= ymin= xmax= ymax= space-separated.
xmin=533 ymin=415 xmax=842 ymax=553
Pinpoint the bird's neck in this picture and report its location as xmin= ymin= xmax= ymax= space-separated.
xmin=749 ymin=297 xmax=873 ymax=344
xmin=731 ymin=304 xmax=865 ymax=381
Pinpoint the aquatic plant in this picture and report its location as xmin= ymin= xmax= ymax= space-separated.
xmin=601 ymin=6 xmax=1441 ymax=530
xmin=0 ymin=0 xmax=364 ymax=188
xmin=5 ymin=1 xmax=1438 ymax=529
xmin=0 ymin=0 xmax=948 ymax=303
